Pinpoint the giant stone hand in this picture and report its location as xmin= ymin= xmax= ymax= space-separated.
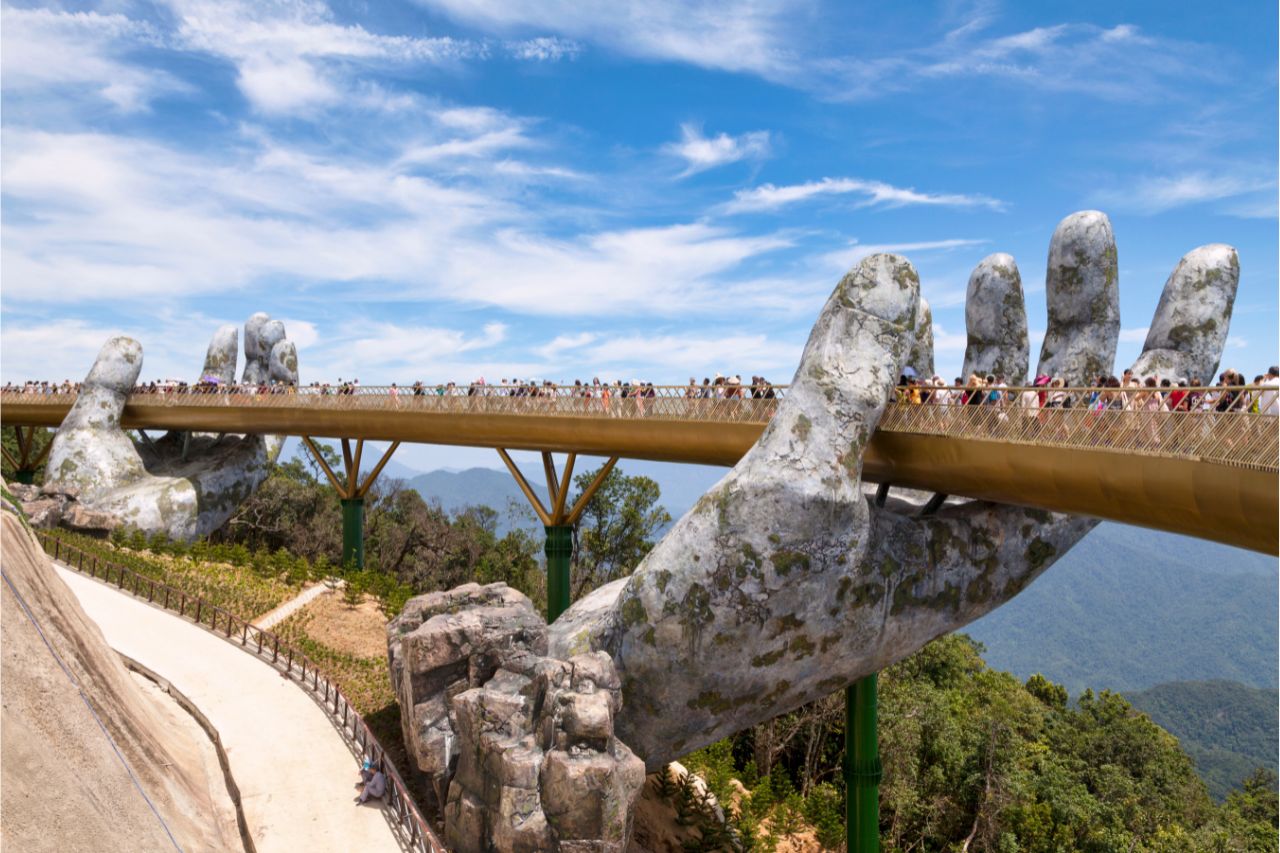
xmin=44 ymin=313 xmax=298 ymax=540
xmin=547 ymin=210 xmax=1240 ymax=769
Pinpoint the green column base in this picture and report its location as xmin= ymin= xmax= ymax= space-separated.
xmin=12 ymin=469 xmax=36 ymax=485
xmin=846 ymin=674 xmax=881 ymax=853
xmin=341 ymin=497 xmax=364 ymax=570
xmin=544 ymin=525 xmax=573 ymax=623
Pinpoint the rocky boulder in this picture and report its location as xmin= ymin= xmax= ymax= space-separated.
xmin=388 ymin=584 xmax=645 ymax=851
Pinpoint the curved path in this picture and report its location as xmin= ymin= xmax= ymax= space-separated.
xmin=55 ymin=565 xmax=405 ymax=853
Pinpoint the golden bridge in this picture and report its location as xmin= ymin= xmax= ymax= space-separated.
xmin=3 ymin=385 xmax=1275 ymax=554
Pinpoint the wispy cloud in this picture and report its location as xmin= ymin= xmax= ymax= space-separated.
xmin=819 ymin=238 xmax=990 ymax=272
xmin=724 ymin=178 xmax=1005 ymax=214
xmin=506 ymin=36 xmax=581 ymax=61
xmin=0 ymin=7 xmax=186 ymax=112
xmin=408 ymin=0 xmax=801 ymax=79
xmin=537 ymin=333 xmax=597 ymax=360
xmin=1093 ymin=172 xmax=1277 ymax=215
xmin=662 ymin=123 xmax=771 ymax=176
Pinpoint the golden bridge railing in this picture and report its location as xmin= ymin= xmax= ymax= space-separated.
xmin=2 ymin=384 xmax=1275 ymax=471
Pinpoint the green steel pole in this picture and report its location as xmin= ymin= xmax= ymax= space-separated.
xmin=341 ymin=497 xmax=364 ymax=570
xmin=544 ymin=524 xmax=573 ymax=622
xmin=846 ymin=674 xmax=882 ymax=853
xmin=13 ymin=469 xmax=36 ymax=485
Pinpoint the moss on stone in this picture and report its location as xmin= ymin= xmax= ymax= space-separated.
xmin=770 ymin=549 xmax=810 ymax=576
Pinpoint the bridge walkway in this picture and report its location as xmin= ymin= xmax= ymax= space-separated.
xmin=56 ymin=564 xmax=405 ymax=853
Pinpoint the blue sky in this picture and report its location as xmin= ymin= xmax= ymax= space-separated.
xmin=2 ymin=0 xmax=1276 ymax=471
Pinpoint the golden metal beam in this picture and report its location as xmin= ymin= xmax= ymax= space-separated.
xmin=551 ymin=452 xmax=577 ymax=525
xmin=356 ymin=441 xmax=401 ymax=499
xmin=350 ymin=439 xmax=365 ymax=496
xmin=497 ymin=448 xmax=552 ymax=526
xmin=564 ymin=456 xmax=618 ymax=526
xmin=1 ymin=446 xmax=19 ymax=471
xmin=14 ymin=426 xmax=29 ymax=466
xmin=541 ymin=451 xmax=560 ymax=512
xmin=301 ymin=436 xmax=349 ymax=497
xmin=340 ymin=439 xmax=354 ymax=492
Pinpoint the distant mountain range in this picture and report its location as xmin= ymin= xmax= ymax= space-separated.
xmin=1123 ymin=680 xmax=1278 ymax=801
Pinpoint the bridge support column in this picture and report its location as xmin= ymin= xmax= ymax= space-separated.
xmin=341 ymin=498 xmax=365 ymax=570
xmin=497 ymin=449 xmax=619 ymax=623
xmin=846 ymin=674 xmax=882 ymax=853
xmin=3 ymin=426 xmax=52 ymax=486
xmin=544 ymin=525 xmax=573 ymax=622
xmin=300 ymin=436 xmax=400 ymax=573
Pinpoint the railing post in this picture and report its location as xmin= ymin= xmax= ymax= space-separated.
xmin=846 ymin=675 xmax=882 ymax=853
xmin=544 ymin=525 xmax=573 ymax=622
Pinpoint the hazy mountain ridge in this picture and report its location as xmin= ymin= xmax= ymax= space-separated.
xmin=1123 ymin=680 xmax=1279 ymax=801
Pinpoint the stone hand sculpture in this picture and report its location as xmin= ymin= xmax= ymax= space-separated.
xmin=44 ymin=313 xmax=298 ymax=540
xmin=546 ymin=210 xmax=1239 ymax=770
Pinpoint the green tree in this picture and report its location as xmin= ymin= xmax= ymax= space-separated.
xmin=570 ymin=464 xmax=670 ymax=598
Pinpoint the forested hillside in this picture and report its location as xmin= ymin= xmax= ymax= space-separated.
xmin=966 ymin=523 xmax=1277 ymax=693
xmin=1126 ymin=681 xmax=1279 ymax=802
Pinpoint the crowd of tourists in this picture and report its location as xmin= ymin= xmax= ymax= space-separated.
xmin=4 ymin=367 xmax=1276 ymax=415
xmin=894 ymin=366 xmax=1280 ymax=415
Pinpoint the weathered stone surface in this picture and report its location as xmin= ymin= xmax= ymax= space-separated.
xmin=388 ymin=583 xmax=548 ymax=812
xmin=42 ymin=316 xmax=297 ymax=541
xmin=61 ymin=503 xmax=122 ymax=535
xmin=22 ymin=498 xmax=63 ymax=528
xmin=963 ymin=253 xmax=1028 ymax=382
xmin=45 ymin=337 xmax=149 ymax=503
xmin=8 ymin=483 xmax=41 ymax=503
xmin=269 ymin=340 xmax=298 ymax=384
xmin=1130 ymin=244 xmax=1239 ymax=383
xmin=906 ymin=296 xmax=934 ymax=378
xmin=200 ymin=324 xmax=238 ymax=384
xmin=391 ymin=586 xmax=645 ymax=851
xmin=1036 ymin=211 xmax=1119 ymax=383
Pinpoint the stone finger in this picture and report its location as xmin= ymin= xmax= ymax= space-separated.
xmin=241 ymin=312 xmax=271 ymax=384
xmin=1129 ymin=244 xmax=1239 ymax=383
xmin=45 ymin=336 xmax=148 ymax=501
xmin=200 ymin=324 xmax=238 ymax=384
xmin=963 ymin=253 xmax=1028 ymax=382
xmin=907 ymin=296 xmax=935 ymax=378
xmin=268 ymin=340 xmax=298 ymax=385
xmin=1034 ymin=211 xmax=1119 ymax=384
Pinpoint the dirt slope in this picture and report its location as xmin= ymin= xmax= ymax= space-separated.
xmin=1 ymin=506 xmax=243 ymax=853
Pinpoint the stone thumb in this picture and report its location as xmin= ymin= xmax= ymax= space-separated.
xmin=62 ymin=336 xmax=142 ymax=432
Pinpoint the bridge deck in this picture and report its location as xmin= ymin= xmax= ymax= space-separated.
xmin=4 ymin=387 xmax=1276 ymax=553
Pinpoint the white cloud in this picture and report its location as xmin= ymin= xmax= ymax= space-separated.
xmin=582 ymin=333 xmax=802 ymax=378
xmin=1 ymin=127 xmax=793 ymax=317
xmin=163 ymin=0 xmax=485 ymax=115
xmin=929 ymin=323 xmax=968 ymax=354
xmin=662 ymin=123 xmax=771 ymax=176
xmin=1093 ymin=172 xmax=1275 ymax=215
xmin=726 ymin=178 xmax=1004 ymax=214
xmin=506 ymin=37 xmax=581 ymax=61
xmin=0 ymin=7 xmax=186 ymax=111
xmin=537 ymin=333 xmax=597 ymax=360
xmin=409 ymin=0 xmax=800 ymax=80
xmin=820 ymin=238 xmax=989 ymax=272
xmin=1227 ymin=336 xmax=1248 ymax=350
xmin=1119 ymin=327 xmax=1150 ymax=343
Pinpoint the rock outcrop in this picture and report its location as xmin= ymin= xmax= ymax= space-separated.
xmin=388 ymin=583 xmax=645 ymax=852
xmin=1 ymin=494 xmax=242 ymax=852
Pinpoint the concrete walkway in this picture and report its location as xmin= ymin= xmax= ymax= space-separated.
xmin=253 ymin=581 xmax=334 ymax=630
xmin=57 ymin=566 xmax=406 ymax=853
